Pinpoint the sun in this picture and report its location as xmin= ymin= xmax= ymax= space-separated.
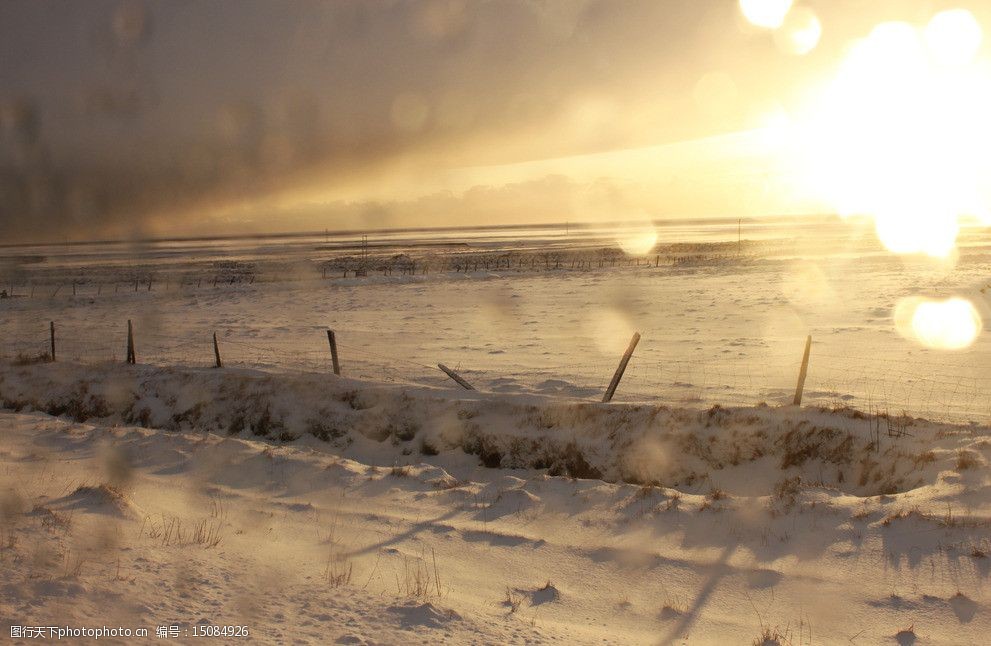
xmin=793 ymin=11 xmax=991 ymax=258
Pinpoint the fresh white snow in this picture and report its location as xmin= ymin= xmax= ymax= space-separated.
xmin=2 ymin=220 xmax=991 ymax=643
xmin=1 ymin=361 xmax=990 ymax=644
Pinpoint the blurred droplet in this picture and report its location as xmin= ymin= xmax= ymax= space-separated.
xmin=584 ymin=308 xmax=637 ymax=357
xmin=566 ymin=94 xmax=615 ymax=134
xmin=411 ymin=0 xmax=467 ymax=41
xmin=112 ymin=1 xmax=149 ymax=47
xmin=894 ymin=297 xmax=982 ymax=350
xmin=615 ymin=227 xmax=658 ymax=256
xmin=0 ymin=99 xmax=41 ymax=147
xmin=925 ymin=9 xmax=983 ymax=66
xmin=102 ymin=445 xmax=133 ymax=489
xmin=739 ymin=0 xmax=793 ymax=29
xmin=391 ymin=93 xmax=430 ymax=133
xmin=773 ymin=6 xmax=821 ymax=55
xmin=0 ymin=488 xmax=26 ymax=525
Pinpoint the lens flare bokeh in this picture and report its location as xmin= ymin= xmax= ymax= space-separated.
xmin=894 ymin=296 xmax=983 ymax=350
xmin=798 ymin=12 xmax=991 ymax=259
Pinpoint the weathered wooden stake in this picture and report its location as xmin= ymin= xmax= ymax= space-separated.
xmin=603 ymin=332 xmax=641 ymax=403
xmin=213 ymin=332 xmax=223 ymax=368
xmin=49 ymin=321 xmax=55 ymax=362
xmin=438 ymin=363 xmax=475 ymax=390
xmin=793 ymin=335 xmax=812 ymax=406
xmin=126 ymin=320 xmax=136 ymax=364
xmin=326 ymin=330 xmax=341 ymax=375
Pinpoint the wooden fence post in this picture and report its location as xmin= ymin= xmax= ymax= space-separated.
xmin=326 ymin=330 xmax=341 ymax=375
xmin=793 ymin=335 xmax=812 ymax=406
xmin=213 ymin=332 xmax=223 ymax=368
xmin=603 ymin=332 xmax=641 ymax=403
xmin=438 ymin=363 xmax=475 ymax=390
xmin=49 ymin=321 xmax=55 ymax=362
xmin=126 ymin=320 xmax=136 ymax=365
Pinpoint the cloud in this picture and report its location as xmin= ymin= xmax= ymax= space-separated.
xmin=0 ymin=0 xmax=847 ymax=242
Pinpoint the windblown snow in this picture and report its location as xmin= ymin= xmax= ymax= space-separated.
xmin=1 ymin=361 xmax=990 ymax=644
xmin=3 ymin=222 xmax=991 ymax=643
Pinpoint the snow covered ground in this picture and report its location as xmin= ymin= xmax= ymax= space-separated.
xmin=1 ymin=362 xmax=990 ymax=644
xmin=2 ymin=219 xmax=991 ymax=643
xmin=2 ymin=218 xmax=991 ymax=423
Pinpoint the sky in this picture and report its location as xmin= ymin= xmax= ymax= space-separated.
xmin=1 ymin=0 xmax=989 ymax=243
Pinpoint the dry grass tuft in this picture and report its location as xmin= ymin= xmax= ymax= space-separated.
xmin=752 ymin=625 xmax=794 ymax=646
xmin=957 ymin=450 xmax=981 ymax=471
xmin=394 ymin=548 xmax=444 ymax=598
xmin=12 ymin=352 xmax=51 ymax=366
xmin=504 ymin=588 xmax=524 ymax=613
xmin=141 ymin=514 xmax=224 ymax=548
xmin=326 ymin=555 xmax=353 ymax=587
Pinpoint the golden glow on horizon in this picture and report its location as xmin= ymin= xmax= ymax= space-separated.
xmin=795 ymin=13 xmax=991 ymax=258
xmin=739 ymin=0 xmax=794 ymax=30
xmin=895 ymin=296 xmax=983 ymax=350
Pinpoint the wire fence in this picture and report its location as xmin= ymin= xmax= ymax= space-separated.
xmin=3 ymin=319 xmax=991 ymax=425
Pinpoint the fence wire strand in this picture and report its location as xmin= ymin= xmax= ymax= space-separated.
xmin=2 ymin=322 xmax=989 ymax=423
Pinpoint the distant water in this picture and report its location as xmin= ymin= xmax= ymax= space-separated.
xmin=3 ymin=215 xmax=991 ymax=271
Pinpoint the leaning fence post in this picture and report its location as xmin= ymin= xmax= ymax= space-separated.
xmin=326 ymin=330 xmax=341 ymax=375
xmin=213 ymin=332 xmax=223 ymax=368
xmin=603 ymin=332 xmax=641 ymax=403
xmin=126 ymin=320 xmax=136 ymax=365
xmin=49 ymin=321 xmax=56 ymax=362
xmin=438 ymin=363 xmax=475 ymax=390
xmin=793 ymin=335 xmax=812 ymax=406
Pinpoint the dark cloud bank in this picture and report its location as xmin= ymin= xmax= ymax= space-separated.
xmin=0 ymin=0 xmax=844 ymax=243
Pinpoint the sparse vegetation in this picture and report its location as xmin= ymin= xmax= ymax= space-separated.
xmin=12 ymin=352 xmax=51 ymax=366
xmin=394 ymin=549 xmax=444 ymax=598
xmin=419 ymin=437 xmax=439 ymax=455
xmin=504 ymin=588 xmax=524 ymax=613
xmin=957 ymin=449 xmax=980 ymax=471
xmin=141 ymin=514 xmax=224 ymax=548
xmin=326 ymin=555 xmax=354 ymax=587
